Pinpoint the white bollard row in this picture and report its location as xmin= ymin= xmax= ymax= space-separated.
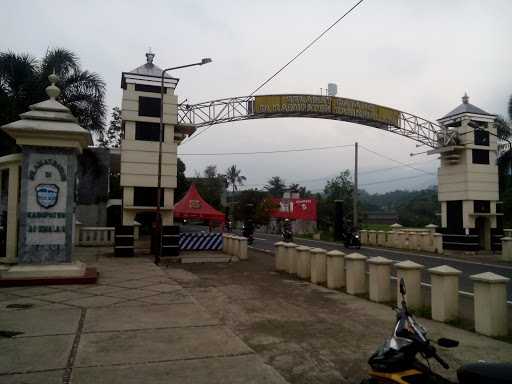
xmin=358 ymin=224 xmax=443 ymax=254
xmin=223 ymin=234 xmax=248 ymax=260
xmin=272 ymin=241 xmax=510 ymax=336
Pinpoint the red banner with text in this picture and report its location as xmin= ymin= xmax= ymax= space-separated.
xmin=271 ymin=198 xmax=317 ymax=221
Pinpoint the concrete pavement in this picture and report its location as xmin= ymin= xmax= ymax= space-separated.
xmin=0 ymin=247 xmax=287 ymax=384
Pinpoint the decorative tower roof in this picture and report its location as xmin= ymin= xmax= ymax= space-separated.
xmin=439 ymin=93 xmax=493 ymax=121
xmin=121 ymin=51 xmax=179 ymax=89
xmin=0 ymin=73 xmax=92 ymax=151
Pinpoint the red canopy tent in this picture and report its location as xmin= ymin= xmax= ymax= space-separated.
xmin=173 ymin=183 xmax=225 ymax=223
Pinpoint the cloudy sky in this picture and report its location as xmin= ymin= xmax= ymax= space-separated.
xmin=2 ymin=0 xmax=511 ymax=193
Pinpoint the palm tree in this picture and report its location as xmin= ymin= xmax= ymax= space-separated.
xmin=0 ymin=48 xmax=106 ymax=134
xmin=225 ymin=165 xmax=247 ymax=195
xmin=264 ymin=176 xmax=286 ymax=197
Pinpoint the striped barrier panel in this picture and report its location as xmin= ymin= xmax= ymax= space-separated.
xmin=179 ymin=232 xmax=223 ymax=251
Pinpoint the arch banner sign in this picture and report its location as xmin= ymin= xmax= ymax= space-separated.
xmin=254 ymin=95 xmax=400 ymax=127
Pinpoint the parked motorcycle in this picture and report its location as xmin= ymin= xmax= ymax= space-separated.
xmin=362 ymin=278 xmax=512 ymax=383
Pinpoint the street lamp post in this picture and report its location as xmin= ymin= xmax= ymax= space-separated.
xmin=154 ymin=58 xmax=212 ymax=264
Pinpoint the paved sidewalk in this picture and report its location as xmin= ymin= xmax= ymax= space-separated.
xmin=0 ymin=248 xmax=286 ymax=384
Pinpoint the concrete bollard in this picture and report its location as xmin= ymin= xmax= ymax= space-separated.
xmin=239 ymin=237 xmax=248 ymax=260
xmin=390 ymin=223 xmax=403 ymax=231
xmin=385 ymin=231 xmax=394 ymax=248
xmin=428 ymin=265 xmax=461 ymax=322
xmin=389 ymin=231 xmax=400 ymax=248
xmin=470 ymin=272 xmax=510 ymax=337
xmin=232 ymin=236 xmax=240 ymax=257
xmin=368 ymin=230 xmax=377 ymax=246
xmin=500 ymin=237 xmax=512 ymax=261
xmin=274 ymin=241 xmax=286 ymax=271
xmin=425 ymin=224 xmax=438 ymax=233
xmin=395 ymin=260 xmax=424 ymax=310
xmin=296 ymin=246 xmax=312 ymax=279
xmin=377 ymin=231 xmax=386 ymax=247
xmin=360 ymin=230 xmax=368 ymax=245
xmin=326 ymin=250 xmax=345 ymax=289
xmin=407 ymin=233 xmax=418 ymax=251
xmin=281 ymin=242 xmax=293 ymax=272
xmin=433 ymin=233 xmax=443 ymax=254
xmin=222 ymin=233 xmax=229 ymax=254
xmin=310 ymin=248 xmax=327 ymax=284
xmin=345 ymin=253 xmax=368 ymax=295
xmin=368 ymin=256 xmax=393 ymax=303
xmin=397 ymin=231 xmax=408 ymax=250
xmin=286 ymin=243 xmax=299 ymax=274
xmin=419 ymin=232 xmax=431 ymax=252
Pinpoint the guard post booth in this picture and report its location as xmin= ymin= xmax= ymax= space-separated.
xmin=0 ymin=73 xmax=95 ymax=284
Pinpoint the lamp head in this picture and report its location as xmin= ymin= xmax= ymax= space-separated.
xmin=201 ymin=58 xmax=213 ymax=65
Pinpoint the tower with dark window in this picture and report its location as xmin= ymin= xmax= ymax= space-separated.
xmin=120 ymin=52 xmax=189 ymax=227
xmin=436 ymin=94 xmax=499 ymax=250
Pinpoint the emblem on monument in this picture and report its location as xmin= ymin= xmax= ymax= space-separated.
xmin=36 ymin=184 xmax=59 ymax=209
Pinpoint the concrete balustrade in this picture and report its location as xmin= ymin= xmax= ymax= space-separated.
xmin=326 ymin=250 xmax=345 ymax=289
xmin=470 ymin=272 xmax=510 ymax=336
xmin=225 ymin=235 xmax=233 ymax=255
xmin=78 ymin=227 xmax=115 ymax=246
xmin=286 ymin=243 xmax=299 ymax=274
xmin=376 ymin=231 xmax=386 ymax=247
xmin=281 ymin=242 xmax=294 ymax=271
xmin=428 ymin=265 xmax=461 ymax=322
xmin=345 ymin=253 xmax=367 ymax=295
xmin=310 ymin=248 xmax=327 ymax=284
xmin=368 ymin=256 xmax=393 ymax=303
xmin=433 ymin=233 xmax=443 ymax=254
xmin=296 ymin=246 xmax=312 ymax=279
xmin=425 ymin=224 xmax=438 ymax=233
xmin=390 ymin=223 xmax=403 ymax=231
xmin=238 ymin=237 xmax=248 ymax=260
xmin=395 ymin=260 xmax=424 ymax=310
xmin=360 ymin=230 xmax=368 ymax=245
xmin=500 ymin=237 xmax=512 ymax=261
xmin=368 ymin=230 xmax=377 ymax=246
xmin=274 ymin=241 xmax=286 ymax=271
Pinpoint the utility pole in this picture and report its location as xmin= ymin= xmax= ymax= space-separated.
xmin=353 ymin=142 xmax=358 ymax=230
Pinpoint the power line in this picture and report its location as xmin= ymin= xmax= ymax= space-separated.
xmin=182 ymin=0 xmax=366 ymax=145
xmin=360 ymin=173 xmax=434 ymax=187
xmin=248 ymin=0 xmax=366 ymax=96
xmin=359 ymin=144 xmax=435 ymax=176
xmin=178 ymin=144 xmax=353 ymax=156
xmin=359 ymin=159 xmax=433 ymax=176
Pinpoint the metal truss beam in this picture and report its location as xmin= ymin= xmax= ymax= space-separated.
xmin=178 ymin=96 xmax=445 ymax=148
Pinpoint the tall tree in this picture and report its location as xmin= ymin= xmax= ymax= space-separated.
xmin=225 ymin=165 xmax=246 ymax=193
xmin=98 ymin=107 xmax=121 ymax=148
xmin=175 ymin=158 xmax=190 ymax=202
xmin=0 ymin=48 xmax=106 ymax=133
xmin=265 ymin=176 xmax=286 ymax=197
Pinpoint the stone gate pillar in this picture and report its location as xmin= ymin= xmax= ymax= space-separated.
xmin=0 ymin=74 xmax=91 ymax=271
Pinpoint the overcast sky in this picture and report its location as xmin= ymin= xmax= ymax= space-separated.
xmin=2 ymin=0 xmax=511 ymax=193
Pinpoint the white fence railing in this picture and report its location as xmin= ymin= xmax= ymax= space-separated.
xmin=78 ymin=227 xmax=115 ymax=246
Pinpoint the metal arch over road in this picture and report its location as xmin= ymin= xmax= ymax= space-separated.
xmin=177 ymin=94 xmax=445 ymax=148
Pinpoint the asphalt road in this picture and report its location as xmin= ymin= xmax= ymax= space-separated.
xmin=242 ymin=231 xmax=512 ymax=301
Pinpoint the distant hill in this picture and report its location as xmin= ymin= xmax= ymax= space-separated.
xmin=360 ymin=186 xmax=439 ymax=227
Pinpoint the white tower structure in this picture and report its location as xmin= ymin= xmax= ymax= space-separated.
xmin=119 ymin=52 xmax=194 ymax=226
xmin=435 ymin=94 xmax=498 ymax=250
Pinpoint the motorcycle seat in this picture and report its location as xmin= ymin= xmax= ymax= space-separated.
xmin=457 ymin=362 xmax=512 ymax=384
